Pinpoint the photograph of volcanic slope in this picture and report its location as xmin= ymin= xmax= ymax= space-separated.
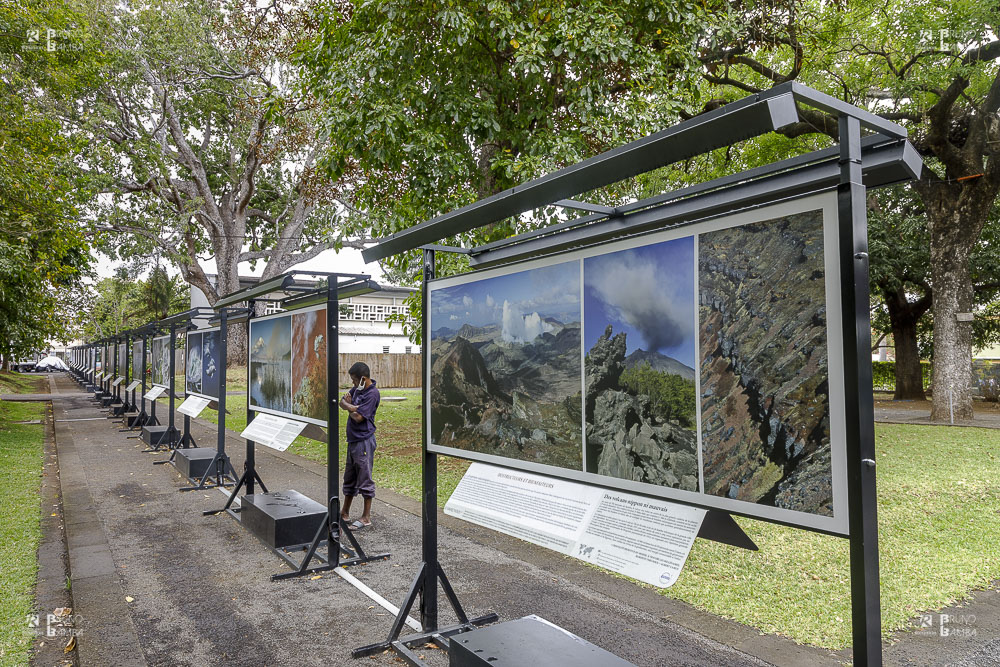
xmin=430 ymin=260 xmax=583 ymax=469
xmin=699 ymin=209 xmax=833 ymax=517
xmin=583 ymin=236 xmax=699 ymax=492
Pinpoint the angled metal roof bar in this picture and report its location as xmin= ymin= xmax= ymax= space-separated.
xmin=554 ymin=199 xmax=617 ymax=215
xmin=279 ymin=279 xmax=382 ymax=311
xmin=361 ymin=83 xmax=909 ymax=264
xmin=418 ymin=244 xmax=473 ymax=254
xmin=470 ymin=138 xmax=922 ymax=269
xmin=470 ymin=133 xmax=908 ymax=258
xmin=362 ymin=92 xmax=801 ymax=263
xmin=213 ymin=270 xmax=377 ymax=312
xmin=157 ymin=307 xmax=215 ymax=327
xmin=213 ymin=274 xmax=299 ymax=308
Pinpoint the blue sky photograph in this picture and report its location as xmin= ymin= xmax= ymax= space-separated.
xmin=584 ymin=236 xmax=696 ymax=367
xmin=432 ymin=260 xmax=580 ymax=343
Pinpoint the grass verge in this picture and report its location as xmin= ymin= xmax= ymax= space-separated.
xmin=200 ymin=392 xmax=1000 ymax=649
xmin=0 ymin=399 xmax=46 ymax=666
xmin=0 ymin=371 xmax=45 ymax=395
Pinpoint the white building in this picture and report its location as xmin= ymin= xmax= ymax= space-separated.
xmin=190 ymin=275 xmax=420 ymax=354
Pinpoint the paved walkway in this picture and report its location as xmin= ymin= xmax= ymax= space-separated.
xmin=39 ymin=374 xmax=1000 ymax=666
xmin=875 ymin=404 xmax=1000 ymax=429
xmin=46 ymin=375 xmax=799 ymax=667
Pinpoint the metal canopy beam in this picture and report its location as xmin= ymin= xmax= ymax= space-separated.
xmin=470 ymin=138 xmax=921 ymax=269
xmin=362 ymin=92 xmax=801 ymax=262
xmin=212 ymin=271 xmax=373 ymax=310
xmin=157 ymin=307 xmax=216 ymax=327
xmin=279 ymin=279 xmax=382 ymax=311
xmin=214 ymin=274 xmax=297 ymax=308
xmin=468 ymin=135 xmax=917 ymax=260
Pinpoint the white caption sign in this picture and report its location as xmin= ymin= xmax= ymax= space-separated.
xmin=125 ymin=380 xmax=141 ymax=392
xmin=111 ymin=377 xmax=124 ymax=387
xmin=143 ymin=385 xmax=166 ymax=401
xmin=445 ymin=463 xmax=706 ymax=588
xmin=240 ymin=413 xmax=307 ymax=452
xmin=178 ymin=395 xmax=211 ymax=418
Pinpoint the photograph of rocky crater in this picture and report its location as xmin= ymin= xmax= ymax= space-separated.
xmin=583 ymin=237 xmax=699 ymax=492
xmin=430 ymin=260 xmax=583 ymax=469
xmin=699 ymin=209 xmax=833 ymax=517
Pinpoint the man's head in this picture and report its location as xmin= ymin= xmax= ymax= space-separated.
xmin=348 ymin=361 xmax=371 ymax=388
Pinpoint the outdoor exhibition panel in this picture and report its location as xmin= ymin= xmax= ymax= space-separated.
xmin=427 ymin=192 xmax=846 ymax=535
xmin=150 ymin=334 xmax=172 ymax=388
xmin=184 ymin=325 xmax=222 ymax=401
xmin=171 ymin=311 xmax=238 ymax=492
xmin=247 ymin=304 xmax=328 ymax=427
xmin=208 ymin=272 xmax=390 ymax=580
xmin=354 ymin=83 xmax=922 ymax=667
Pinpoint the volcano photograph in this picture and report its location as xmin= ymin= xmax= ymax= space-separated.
xmin=429 ymin=260 xmax=583 ymax=469
xmin=583 ymin=236 xmax=699 ymax=491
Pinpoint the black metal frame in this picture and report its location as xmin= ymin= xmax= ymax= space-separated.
xmin=175 ymin=307 xmax=241 ymax=492
xmin=354 ymin=84 xmax=909 ymax=666
xmin=204 ymin=271 xmax=391 ymax=580
xmin=142 ymin=319 xmax=185 ymax=454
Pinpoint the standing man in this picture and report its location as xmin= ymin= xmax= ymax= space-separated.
xmin=339 ymin=361 xmax=381 ymax=529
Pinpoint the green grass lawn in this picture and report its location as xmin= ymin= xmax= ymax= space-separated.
xmin=198 ymin=388 xmax=471 ymax=506
xmin=0 ymin=399 xmax=46 ymax=666
xmin=0 ymin=371 xmax=45 ymax=395
xmin=199 ymin=390 xmax=1000 ymax=650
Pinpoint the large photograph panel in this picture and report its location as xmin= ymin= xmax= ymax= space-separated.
xmin=430 ymin=260 xmax=583 ymax=469
xmin=583 ymin=236 xmax=698 ymax=491
xmin=151 ymin=336 xmax=171 ymax=387
xmin=132 ymin=342 xmax=142 ymax=382
xmin=291 ymin=309 xmax=327 ymax=422
xmin=186 ymin=332 xmax=203 ymax=395
xmin=201 ymin=329 xmax=221 ymax=399
xmin=699 ymin=209 xmax=833 ymax=516
xmin=250 ymin=316 xmax=292 ymax=413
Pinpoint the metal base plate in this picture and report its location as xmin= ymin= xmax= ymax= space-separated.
xmin=449 ymin=616 xmax=636 ymax=667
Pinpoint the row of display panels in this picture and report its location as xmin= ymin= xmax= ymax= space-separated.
xmin=149 ymin=328 xmax=223 ymax=403
xmin=426 ymin=192 xmax=849 ymax=535
xmin=144 ymin=308 xmax=328 ymax=427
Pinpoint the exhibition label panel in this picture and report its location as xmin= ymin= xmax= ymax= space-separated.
xmin=247 ymin=305 xmax=328 ymax=426
xmin=445 ymin=463 xmax=705 ymax=587
xmin=428 ymin=192 xmax=848 ymax=535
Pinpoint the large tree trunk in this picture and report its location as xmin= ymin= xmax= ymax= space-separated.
xmin=216 ymin=253 xmax=248 ymax=368
xmin=885 ymin=288 xmax=929 ymax=401
xmin=927 ymin=208 xmax=976 ymax=421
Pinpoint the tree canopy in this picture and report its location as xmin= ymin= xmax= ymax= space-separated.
xmin=0 ymin=2 xmax=96 ymax=363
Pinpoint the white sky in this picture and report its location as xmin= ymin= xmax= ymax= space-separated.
xmin=93 ymin=245 xmax=386 ymax=283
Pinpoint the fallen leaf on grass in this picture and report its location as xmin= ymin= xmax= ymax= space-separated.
xmin=51 ymin=513 xmax=58 ymax=517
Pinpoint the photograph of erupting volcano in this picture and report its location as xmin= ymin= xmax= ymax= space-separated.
xmin=430 ymin=260 xmax=583 ymax=469
xmin=583 ymin=236 xmax=699 ymax=491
